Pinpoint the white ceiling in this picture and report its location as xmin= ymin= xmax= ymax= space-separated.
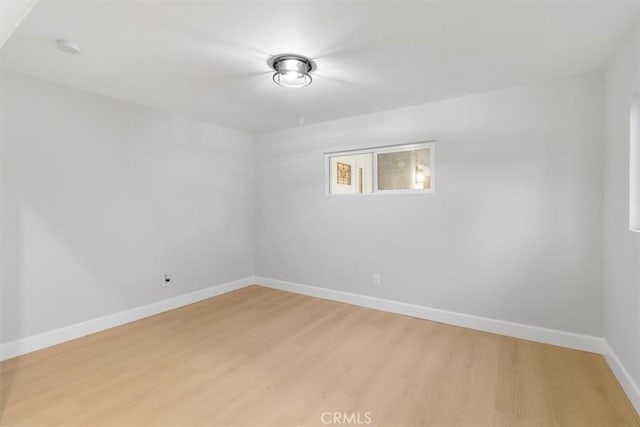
xmin=2 ymin=0 xmax=639 ymax=133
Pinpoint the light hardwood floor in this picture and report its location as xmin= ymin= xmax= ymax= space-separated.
xmin=1 ymin=285 xmax=638 ymax=426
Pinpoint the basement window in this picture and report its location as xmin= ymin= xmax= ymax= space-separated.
xmin=631 ymin=93 xmax=640 ymax=233
xmin=326 ymin=142 xmax=435 ymax=195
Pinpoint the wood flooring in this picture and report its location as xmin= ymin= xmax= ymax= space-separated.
xmin=1 ymin=285 xmax=638 ymax=426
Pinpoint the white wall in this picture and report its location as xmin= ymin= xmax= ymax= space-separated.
xmin=603 ymin=25 xmax=640 ymax=390
xmin=0 ymin=70 xmax=255 ymax=343
xmin=256 ymin=72 xmax=604 ymax=335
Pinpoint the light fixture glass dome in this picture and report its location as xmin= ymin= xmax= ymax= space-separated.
xmin=270 ymin=55 xmax=314 ymax=88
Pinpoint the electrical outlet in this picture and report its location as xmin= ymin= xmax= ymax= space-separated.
xmin=163 ymin=273 xmax=173 ymax=286
xmin=372 ymin=273 xmax=381 ymax=286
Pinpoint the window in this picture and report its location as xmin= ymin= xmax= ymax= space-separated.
xmin=377 ymin=145 xmax=432 ymax=191
xmin=630 ymin=93 xmax=640 ymax=233
xmin=326 ymin=142 xmax=435 ymax=195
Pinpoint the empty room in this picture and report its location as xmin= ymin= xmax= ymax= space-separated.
xmin=0 ymin=0 xmax=639 ymax=426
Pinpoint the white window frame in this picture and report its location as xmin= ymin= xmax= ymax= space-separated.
xmin=325 ymin=141 xmax=436 ymax=196
xmin=630 ymin=93 xmax=640 ymax=233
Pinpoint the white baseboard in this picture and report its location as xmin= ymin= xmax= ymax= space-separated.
xmin=0 ymin=276 xmax=254 ymax=361
xmin=603 ymin=342 xmax=640 ymax=415
xmin=254 ymin=276 xmax=606 ymax=353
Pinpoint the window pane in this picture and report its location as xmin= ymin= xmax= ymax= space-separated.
xmin=377 ymin=148 xmax=431 ymax=190
xmin=329 ymin=153 xmax=373 ymax=194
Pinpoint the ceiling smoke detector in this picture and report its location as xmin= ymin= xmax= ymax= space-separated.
xmin=56 ymin=39 xmax=81 ymax=55
xmin=269 ymin=54 xmax=315 ymax=88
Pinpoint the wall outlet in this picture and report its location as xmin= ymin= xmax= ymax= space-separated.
xmin=372 ymin=273 xmax=381 ymax=286
xmin=163 ymin=273 xmax=173 ymax=286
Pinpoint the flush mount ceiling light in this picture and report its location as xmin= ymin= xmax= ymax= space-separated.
xmin=268 ymin=54 xmax=315 ymax=88
xmin=56 ymin=39 xmax=81 ymax=55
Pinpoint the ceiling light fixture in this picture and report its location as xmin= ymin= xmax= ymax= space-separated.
xmin=269 ymin=54 xmax=315 ymax=88
xmin=56 ymin=39 xmax=81 ymax=55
